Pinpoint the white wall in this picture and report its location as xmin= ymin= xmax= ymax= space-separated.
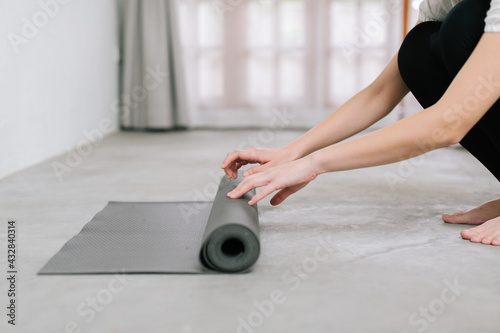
xmin=0 ymin=0 xmax=119 ymax=179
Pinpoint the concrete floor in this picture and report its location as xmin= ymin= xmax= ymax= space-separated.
xmin=1 ymin=130 xmax=499 ymax=333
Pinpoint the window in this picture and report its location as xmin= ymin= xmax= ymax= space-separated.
xmin=179 ymin=0 xmax=419 ymax=127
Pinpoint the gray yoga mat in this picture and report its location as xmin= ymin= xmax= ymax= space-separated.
xmin=38 ymin=176 xmax=260 ymax=274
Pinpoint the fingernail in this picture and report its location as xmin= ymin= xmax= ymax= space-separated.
xmin=243 ymin=171 xmax=247 ymax=176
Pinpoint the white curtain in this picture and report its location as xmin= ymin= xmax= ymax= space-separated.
xmin=119 ymin=0 xmax=189 ymax=130
xmin=118 ymin=0 xmax=418 ymax=130
xmin=176 ymin=0 xmax=409 ymax=129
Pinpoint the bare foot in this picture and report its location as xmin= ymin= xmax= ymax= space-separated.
xmin=460 ymin=217 xmax=500 ymax=245
xmin=442 ymin=198 xmax=500 ymax=225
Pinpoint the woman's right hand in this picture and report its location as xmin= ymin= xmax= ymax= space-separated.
xmin=221 ymin=147 xmax=300 ymax=179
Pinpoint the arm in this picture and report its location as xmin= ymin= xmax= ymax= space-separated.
xmin=222 ymin=53 xmax=409 ymax=178
xmin=313 ymin=32 xmax=500 ymax=172
xmin=284 ymin=52 xmax=409 ymax=157
xmin=228 ymin=32 xmax=500 ymax=205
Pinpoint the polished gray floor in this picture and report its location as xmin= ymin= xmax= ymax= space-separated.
xmin=1 ymin=130 xmax=499 ymax=333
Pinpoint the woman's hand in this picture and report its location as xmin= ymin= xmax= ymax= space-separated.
xmin=227 ymin=156 xmax=320 ymax=206
xmin=221 ymin=147 xmax=301 ymax=179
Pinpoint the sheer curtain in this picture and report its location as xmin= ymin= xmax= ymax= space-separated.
xmin=119 ymin=0 xmax=420 ymax=130
xmin=119 ymin=0 xmax=189 ymax=130
xmin=178 ymin=0 xmax=419 ymax=128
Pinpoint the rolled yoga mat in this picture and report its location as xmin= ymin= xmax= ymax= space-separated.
xmin=38 ymin=176 xmax=260 ymax=274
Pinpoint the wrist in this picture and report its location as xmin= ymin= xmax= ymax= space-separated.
xmin=304 ymin=151 xmax=326 ymax=177
xmin=284 ymin=140 xmax=309 ymax=160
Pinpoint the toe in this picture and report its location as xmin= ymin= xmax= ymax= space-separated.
xmin=443 ymin=212 xmax=466 ymax=224
xmin=459 ymin=216 xmax=500 ymax=245
xmin=481 ymin=238 xmax=492 ymax=245
xmin=492 ymin=238 xmax=500 ymax=246
xmin=443 ymin=211 xmax=485 ymax=224
xmin=442 ymin=205 xmax=492 ymax=225
xmin=470 ymin=235 xmax=482 ymax=243
xmin=460 ymin=229 xmax=472 ymax=240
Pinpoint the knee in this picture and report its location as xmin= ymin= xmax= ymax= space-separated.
xmin=439 ymin=0 xmax=490 ymax=74
xmin=398 ymin=22 xmax=441 ymax=83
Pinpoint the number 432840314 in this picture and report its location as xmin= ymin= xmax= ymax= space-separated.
xmin=7 ymin=221 xmax=16 ymax=270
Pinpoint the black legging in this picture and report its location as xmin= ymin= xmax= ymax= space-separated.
xmin=398 ymin=0 xmax=500 ymax=182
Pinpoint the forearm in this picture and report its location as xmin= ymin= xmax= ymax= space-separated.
xmin=309 ymin=106 xmax=453 ymax=174
xmin=286 ymin=53 xmax=409 ymax=158
xmin=285 ymin=88 xmax=392 ymax=158
xmin=310 ymin=32 xmax=500 ymax=175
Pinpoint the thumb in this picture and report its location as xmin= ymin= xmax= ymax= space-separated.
xmin=270 ymin=187 xmax=297 ymax=206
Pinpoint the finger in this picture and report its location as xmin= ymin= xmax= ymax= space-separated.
xmin=229 ymin=164 xmax=237 ymax=179
xmin=232 ymin=161 xmax=245 ymax=178
xmin=270 ymin=187 xmax=297 ymax=206
xmin=227 ymin=175 xmax=267 ymax=199
xmin=230 ymin=161 xmax=248 ymax=179
xmin=243 ymin=163 xmax=271 ymax=177
xmin=229 ymin=163 xmax=237 ymax=179
xmin=223 ymin=165 xmax=236 ymax=178
xmin=221 ymin=149 xmax=259 ymax=169
xmin=222 ymin=152 xmax=256 ymax=179
xmin=223 ymin=165 xmax=234 ymax=178
xmin=234 ymin=162 xmax=249 ymax=178
xmin=227 ymin=178 xmax=255 ymax=199
xmin=226 ymin=160 xmax=244 ymax=179
xmin=221 ymin=151 xmax=239 ymax=169
xmin=248 ymin=183 xmax=279 ymax=205
xmin=235 ymin=161 xmax=248 ymax=168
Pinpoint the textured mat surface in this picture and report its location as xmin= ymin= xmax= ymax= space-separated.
xmin=38 ymin=176 xmax=260 ymax=274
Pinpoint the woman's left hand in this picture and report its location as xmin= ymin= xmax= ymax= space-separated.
xmin=227 ymin=156 xmax=320 ymax=206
